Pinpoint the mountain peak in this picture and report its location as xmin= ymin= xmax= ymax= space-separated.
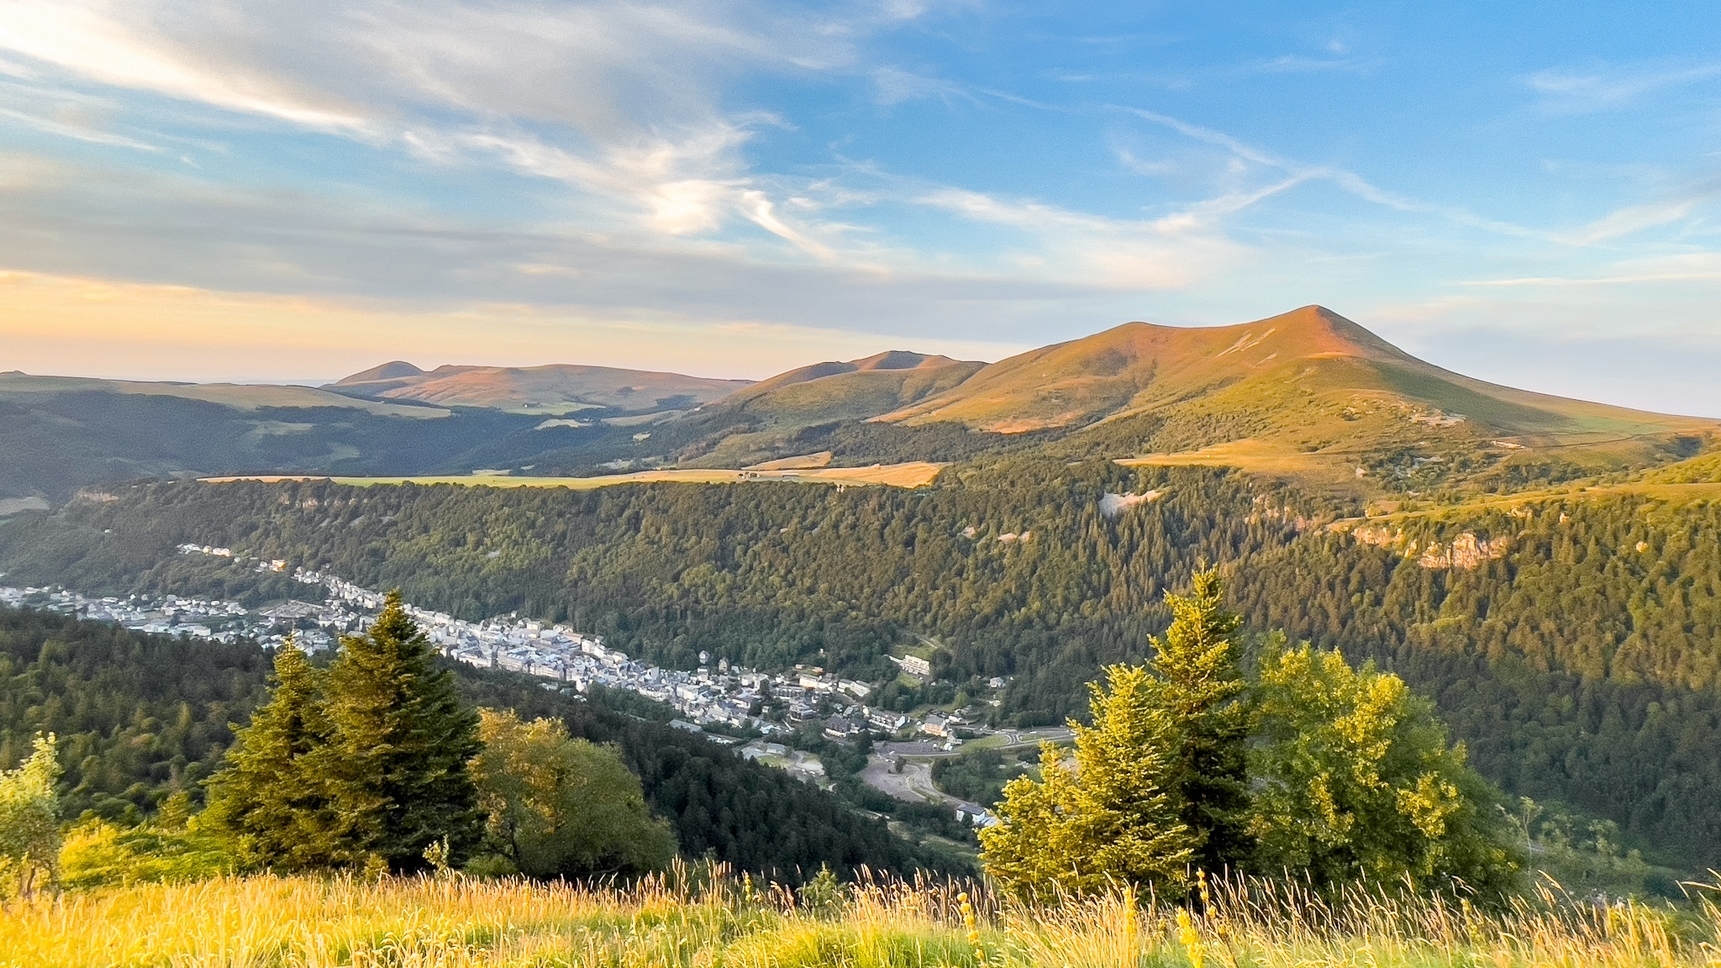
xmin=335 ymin=361 xmax=425 ymax=385
xmin=851 ymin=350 xmax=964 ymax=372
xmin=875 ymin=306 xmax=1564 ymax=436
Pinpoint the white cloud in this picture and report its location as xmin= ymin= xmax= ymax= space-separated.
xmin=0 ymin=1 xmax=370 ymax=131
xmin=918 ymin=187 xmax=1246 ymax=289
xmin=1526 ymin=62 xmax=1721 ymax=113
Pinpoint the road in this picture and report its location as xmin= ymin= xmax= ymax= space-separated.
xmin=860 ymin=755 xmax=960 ymax=806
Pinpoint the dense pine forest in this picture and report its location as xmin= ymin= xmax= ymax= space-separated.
xmin=0 ymin=607 xmax=945 ymax=881
xmin=3 ymin=463 xmax=1721 ymax=867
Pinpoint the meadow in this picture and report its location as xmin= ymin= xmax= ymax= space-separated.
xmin=2 ymin=869 xmax=1713 ymax=968
xmin=200 ymin=462 xmax=947 ymax=491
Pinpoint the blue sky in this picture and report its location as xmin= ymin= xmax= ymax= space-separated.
xmin=1 ymin=1 xmax=1720 ymax=415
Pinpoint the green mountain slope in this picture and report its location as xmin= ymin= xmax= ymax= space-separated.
xmin=879 ymin=307 xmax=1715 ymax=494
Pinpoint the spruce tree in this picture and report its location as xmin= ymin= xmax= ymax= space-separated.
xmin=205 ymin=638 xmax=338 ymax=870
xmin=316 ymin=592 xmax=482 ymax=871
xmin=980 ymin=664 xmax=1192 ymax=899
xmin=1147 ymin=567 xmax=1252 ymax=874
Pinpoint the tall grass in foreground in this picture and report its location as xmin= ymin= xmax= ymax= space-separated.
xmin=1 ymin=868 xmax=1716 ymax=968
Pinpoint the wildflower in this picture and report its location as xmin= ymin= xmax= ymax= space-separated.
xmin=1176 ymin=907 xmax=1203 ymax=968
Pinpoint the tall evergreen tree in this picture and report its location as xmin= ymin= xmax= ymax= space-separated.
xmin=204 ymin=638 xmax=336 ymax=870
xmin=980 ymin=664 xmax=1192 ymax=899
xmin=1147 ymin=568 xmax=1252 ymax=873
xmin=316 ymin=592 xmax=482 ymax=871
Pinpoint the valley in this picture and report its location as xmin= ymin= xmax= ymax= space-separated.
xmin=3 ymin=305 xmax=1719 ymax=899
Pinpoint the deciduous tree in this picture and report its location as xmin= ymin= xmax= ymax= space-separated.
xmin=469 ymin=708 xmax=675 ymax=878
xmin=1248 ymin=640 xmax=1522 ymax=896
xmin=0 ymin=733 xmax=61 ymax=898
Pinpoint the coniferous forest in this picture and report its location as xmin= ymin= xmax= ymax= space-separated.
xmin=4 ymin=460 xmax=1721 ymax=871
xmin=0 ymin=606 xmax=943 ymax=881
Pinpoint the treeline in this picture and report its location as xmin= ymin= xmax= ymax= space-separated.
xmin=0 ymin=462 xmax=1304 ymax=727
xmin=0 ymin=606 xmax=268 ymax=821
xmin=1235 ymin=496 xmax=1721 ymax=864
xmin=0 ymin=607 xmax=944 ymax=881
xmin=6 ymin=471 xmax=1721 ymax=866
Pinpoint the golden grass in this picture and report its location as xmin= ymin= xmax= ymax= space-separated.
xmin=4 ymin=871 xmax=1716 ymax=968
xmin=201 ymin=462 xmax=947 ymax=492
xmin=1327 ymin=479 xmax=1721 ymax=530
xmin=1117 ymin=440 xmax=1370 ymax=495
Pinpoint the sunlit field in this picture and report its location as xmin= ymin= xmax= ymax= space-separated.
xmin=201 ymin=462 xmax=947 ymax=491
xmin=3 ymin=869 xmax=1713 ymax=968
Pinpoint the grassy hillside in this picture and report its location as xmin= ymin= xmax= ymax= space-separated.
xmin=8 ymin=307 xmax=1714 ymax=505
xmin=6 ymin=873 xmax=1712 ymax=968
xmin=880 ymin=307 xmax=1715 ymax=496
xmin=0 ymin=373 xmax=449 ymax=418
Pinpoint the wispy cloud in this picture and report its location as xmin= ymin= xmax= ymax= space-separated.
xmin=0 ymin=1 xmax=370 ymax=131
xmin=917 ymin=187 xmax=1246 ymax=289
xmin=1526 ymin=61 xmax=1721 ymax=113
xmin=1548 ymin=175 xmax=1721 ymax=245
xmin=1115 ymin=106 xmax=1545 ymax=240
xmin=0 ymin=105 xmax=162 ymax=152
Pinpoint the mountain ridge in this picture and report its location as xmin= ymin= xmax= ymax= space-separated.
xmin=329 ymin=362 xmax=752 ymax=413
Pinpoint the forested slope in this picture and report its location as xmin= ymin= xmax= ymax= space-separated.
xmin=0 ymin=607 xmax=939 ymax=880
xmin=5 ymin=468 xmax=1721 ymax=866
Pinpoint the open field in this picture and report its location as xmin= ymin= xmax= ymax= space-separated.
xmin=1327 ymin=479 xmax=1721 ymax=530
xmin=1119 ymin=439 xmax=1362 ymax=488
xmin=201 ymin=462 xmax=947 ymax=491
xmin=2 ymin=872 xmax=1712 ymax=968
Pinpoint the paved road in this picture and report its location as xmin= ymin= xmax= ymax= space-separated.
xmin=996 ymin=727 xmax=1074 ymax=747
xmin=860 ymin=755 xmax=959 ymax=806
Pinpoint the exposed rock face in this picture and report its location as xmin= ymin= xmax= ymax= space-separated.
xmin=1098 ymin=490 xmax=1163 ymax=518
xmin=1348 ymin=526 xmax=1508 ymax=570
xmin=1418 ymin=532 xmax=1508 ymax=570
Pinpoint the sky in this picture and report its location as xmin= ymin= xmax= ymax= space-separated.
xmin=2 ymin=2 xmax=1720 ymax=416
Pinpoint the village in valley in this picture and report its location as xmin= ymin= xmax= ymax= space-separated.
xmin=0 ymin=544 xmax=1057 ymax=827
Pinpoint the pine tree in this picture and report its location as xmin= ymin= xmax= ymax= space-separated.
xmin=316 ymin=592 xmax=483 ymax=871
xmin=980 ymin=664 xmax=1191 ymax=899
xmin=1147 ymin=567 xmax=1252 ymax=873
xmin=204 ymin=638 xmax=337 ymax=870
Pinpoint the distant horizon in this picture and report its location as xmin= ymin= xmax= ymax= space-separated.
xmin=10 ymin=305 xmax=1721 ymax=421
xmin=3 ymin=5 xmax=1721 ymax=417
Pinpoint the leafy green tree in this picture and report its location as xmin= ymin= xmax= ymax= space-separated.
xmin=980 ymin=664 xmax=1191 ymax=899
xmin=204 ymin=638 xmax=336 ymax=870
xmin=315 ymin=592 xmax=483 ymax=871
xmin=1247 ymin=640 xmax=1523 ymax=897
xmin=0 ymin=733 xmax=61 ymax=898
xmin=1146 ymin=568 xmax=1252 ymax=872
xmin=468 ymin=708 xmax=675 ymax=878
